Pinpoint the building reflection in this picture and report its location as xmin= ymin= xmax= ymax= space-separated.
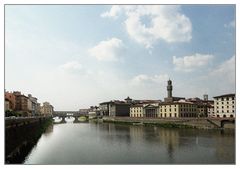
xmin=215 ymin=130 xmax=235 ymax=163
xmin=92 ymin=123 xmax=235 ymax=163
xmin=43 ymin=123 xmax=54 ymax=136
xmin=98 ymin=123 xmax=131 ymax=146
xmin=155 ymin=128 xmax=180 ymax=162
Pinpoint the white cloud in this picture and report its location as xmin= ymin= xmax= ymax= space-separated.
xmin=129 ymin=73 xmax=169 ymax=99
xmin=101 ymin=5 xmax=122 ymax=19
xmin=88 ymin=38 xmax=124 ymax=61
xmin=59 ymin=61 xmax=83 ymax=73
xmin=224 ymin=20 xmax=235 ymax=28
xmin=131 ymin=73 xmax=169 ymax=85
xmin=173 ymin=53 xmax=214 ymax=72
xmin=101 ymin=5 xmax=192 ymax=48
xmin=210 ymin=55 xmax=235 ymax=84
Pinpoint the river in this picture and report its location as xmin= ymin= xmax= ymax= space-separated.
xmin=23 ymin=119 xmax=235 ymax=164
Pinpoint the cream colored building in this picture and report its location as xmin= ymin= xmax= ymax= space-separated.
xmin=130 ymin=103 xmax=159 ymax=118
xmin=159 ymin=101 xmax=197 ymax=118
xmin=130 ymin=104 xmax=144 ymax=117
xmin=207 ymin=104 xmax=215 ymax=117
xmin=213 ymin=94 xmax=235 ymax=118
xmin=40 ymin=102 xmax=54 ymax=116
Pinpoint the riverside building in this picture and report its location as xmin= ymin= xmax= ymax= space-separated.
xmin=40 ymin=102 xmax=54 ymax=116
xmin=130 ymin=101 xmax=160 ymax=118
xmin=159 ymin=101 xmax=198 ymax=118
xmin=99 ymin=100 xmax=131 ymax=117
xmin=213 ymin=94 xmax=235 ymax=118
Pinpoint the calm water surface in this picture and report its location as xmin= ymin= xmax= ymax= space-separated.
xmin=24 ymin=120 xmax=235 ymax=164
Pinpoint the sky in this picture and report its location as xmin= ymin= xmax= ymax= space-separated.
xmin=5 ymin=5 xmax=236 ymax=110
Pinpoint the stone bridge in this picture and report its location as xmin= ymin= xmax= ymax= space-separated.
xmin=53 ymin=111 xmax=89 ymax=123
xmin=207 ymin=118 xmax=235 ymax=128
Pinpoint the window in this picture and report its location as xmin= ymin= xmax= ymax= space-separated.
xmin=175 ymin=113 xmax=177 ymax=117
xmin=174 ymin=108 xmax=176 ymax=112
xmin=227 ymin=110 xmax=229 ymax=113
xmin=222 ymin=106 xmax=224 ymax=109
xmin=169 ymin=109 xmax=171 ymax=112
xmin=226 ymin=97 xmax=229 ymax=101
xmin=165 ymin=113 xmax=167 ymax=117
xmin=217 ymin=102 xmax=219 ymax=105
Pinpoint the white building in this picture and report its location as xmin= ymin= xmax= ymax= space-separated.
xmin=213 ymin=94 xmax=235 ymax=118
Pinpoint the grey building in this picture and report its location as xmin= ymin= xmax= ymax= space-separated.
xmin=99 ymin=100 xmax=131 ymax=117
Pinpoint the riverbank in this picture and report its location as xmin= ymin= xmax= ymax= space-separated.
xmin=101 ymin=116 xmax=235 ymax=130
xmin=5 ymin=117 xmax=53 ymax=164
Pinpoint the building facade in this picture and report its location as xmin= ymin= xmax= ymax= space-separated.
xmin=40 ymin=102 xmax=54 ymax=116
xmin=159 ymin=102 xmax=198 ymax=118
xmin=13 ymin=91 xmax=29 ymax=116
xmin=186 ymin=96 xmax=214 ymax=117
xmin=100 ymin=101 xmax=130 ymax=117
xmin=130 ymin=104 xmax=143 ymax=117
xmin=5 ymin=91 xmax=16 ymax=111
xmin=27 ymin=94 xmax=38 ymax=116
xmin=5 ymin=99 xmax=10 ymax=111
xmin=213 ymin=94 xmax=235 ymax=118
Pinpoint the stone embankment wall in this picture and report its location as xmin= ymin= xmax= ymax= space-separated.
xmin=5 ymin=117 xmax=52 ymax=164
xmin=102 ymin=117 xmax=235 ymax=129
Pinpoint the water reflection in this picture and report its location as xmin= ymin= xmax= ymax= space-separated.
xmin=24 ymin=122 xmax=235 ymax=164
xmin=42 ymin=123 xmax=53 ymax=136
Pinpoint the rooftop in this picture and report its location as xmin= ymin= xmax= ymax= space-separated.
xmin=213 ymin=93 xmax=235 ymax=98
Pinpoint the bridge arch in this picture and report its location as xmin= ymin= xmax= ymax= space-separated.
xmin=53 ymin=111 xmax=89 ymax=123
xmin=220 ymin=119 xmax=235 ymax=128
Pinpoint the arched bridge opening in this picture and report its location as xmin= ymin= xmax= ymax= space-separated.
xmin=220 ymin=119 xmax=235 ymax=128
xmin=53 ymin=111 xmax=89 ymax=123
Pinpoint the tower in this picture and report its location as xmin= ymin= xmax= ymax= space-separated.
xmin=167 ymin=79 xmax=173 ymax=98
xmin=203 ymin=94 xmax=208 ymax=101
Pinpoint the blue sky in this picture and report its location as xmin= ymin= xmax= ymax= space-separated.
xmin=5 ymin=5 xmax=235 ymax=110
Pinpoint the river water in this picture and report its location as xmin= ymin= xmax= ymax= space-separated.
xmin=24 ymin=119 xmax=235 ymax=164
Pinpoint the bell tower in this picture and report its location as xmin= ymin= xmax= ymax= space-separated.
xmin=167 ymin=79 xmax=173 ymax=98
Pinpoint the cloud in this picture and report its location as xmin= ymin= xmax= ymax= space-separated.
xmin=101 ymin=5 xmax=122 ymax=19
xmin=131 ymin=73 xmax=169 ymax=85
xmin=173 ymin=53 xmax=214 ymax=72
xmin=88 ymin=38 xmax=124 ymax=61
xmin=224 ymin=20 xmax=235 ymax=28
xmin=59 ymin=61 xmax=83 ymax=73
xmin=209 ymin=55 xmax=235 ymax=84
xmin=101 ymin=5 xmax=192 ymax=48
